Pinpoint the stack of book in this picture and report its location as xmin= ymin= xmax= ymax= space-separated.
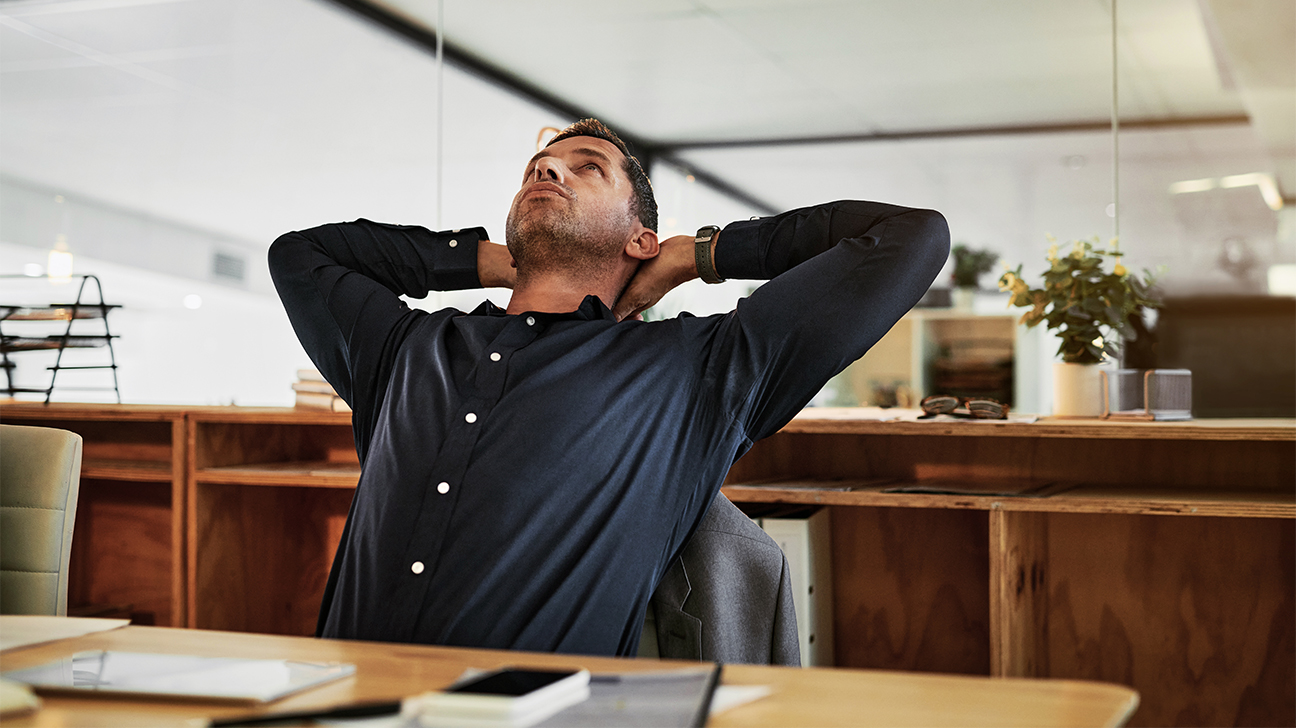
xmin=293 ymin=369 xmax=351 ymax=412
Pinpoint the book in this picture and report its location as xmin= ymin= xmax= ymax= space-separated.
xmin=294 ymin=391 xmax=352 ymax=413
xmin=296 ymin=368 xmax=325 ymax=382
xmin=291 ymin=380 xmax=337 ymax=395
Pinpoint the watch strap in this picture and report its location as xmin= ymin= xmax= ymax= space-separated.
xmin=694 ymin=225 xmax=724 ymax=284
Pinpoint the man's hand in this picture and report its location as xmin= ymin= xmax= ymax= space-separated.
xmin=477 ymin=240 xmax=517 ymax=289
xmin=612 ymin=234 xmax=704 ymax=321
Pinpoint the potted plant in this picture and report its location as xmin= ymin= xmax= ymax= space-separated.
xmin=998 ymin=237 xmax=1161 ymax=416
xmin=951 ymin=244 xmax=998 ymax=310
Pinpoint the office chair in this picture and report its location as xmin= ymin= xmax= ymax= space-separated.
xmin=0 ymin=424 xmax=83 ymax=616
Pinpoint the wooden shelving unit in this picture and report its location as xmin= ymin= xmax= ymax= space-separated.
xmin=2 ymin=402 xmax=1291 ymax=726
xmin=723 ymin=412 xmax=1295 ymax=727
xmin=186 ymin=407 xmax=356 ymax=637
xmin=0 ymin=403 xmax=186 ymax=626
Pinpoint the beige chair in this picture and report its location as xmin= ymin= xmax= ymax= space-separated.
xmin=0 ymin=424 xmax=83 ymax=616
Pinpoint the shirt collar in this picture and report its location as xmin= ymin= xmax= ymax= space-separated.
xmin=468 ymin=295 xmax=617 ymax=322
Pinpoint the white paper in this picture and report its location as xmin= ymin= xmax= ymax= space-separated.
xmin=709 ymin=684 xmax=771 ymax=715
xmin=0 ymin=615 xmax=129 ymax=652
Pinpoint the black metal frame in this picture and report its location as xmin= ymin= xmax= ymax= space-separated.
xmin=0 ymin=274 xmax=122 ymax=404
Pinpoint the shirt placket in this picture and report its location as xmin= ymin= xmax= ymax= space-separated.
xmin=391 ymin=313 xmax=544 ymax=639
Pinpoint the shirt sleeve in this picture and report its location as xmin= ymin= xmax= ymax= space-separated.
xmin=697 ymin=200 xmax=950 ymax=442
xmin=268 ymin=219 xmax=486 ymax=458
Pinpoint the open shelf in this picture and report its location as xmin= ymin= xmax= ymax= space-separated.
xmin=197 ymin=461 xmax=360 ymax=488
xmin=82 ymin=457 xmax=172 ymax=482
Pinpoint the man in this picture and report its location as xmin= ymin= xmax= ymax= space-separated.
xmin=269 ymin=118 xmax=948 ymax=657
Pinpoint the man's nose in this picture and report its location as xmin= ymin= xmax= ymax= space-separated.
xmin=533 ymin=157 xmax=564 ymax=182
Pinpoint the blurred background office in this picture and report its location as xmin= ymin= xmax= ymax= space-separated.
xmin=1 ymin=0 xmax=1292 ymax=413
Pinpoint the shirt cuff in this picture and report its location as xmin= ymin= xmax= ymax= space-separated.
xmin=429 ymin=226 xmax=490 ymax=290
xmin=713 ymin=217 xmax=765 ymax=281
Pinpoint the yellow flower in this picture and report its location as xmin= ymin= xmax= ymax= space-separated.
xmin=1071 ymin=241 xmax=1085 ymax=259
xmin=1114 ymin=263 xmax=1127 ymax=277
xmin=1047 ymin=244 xmax=1059 ymax=262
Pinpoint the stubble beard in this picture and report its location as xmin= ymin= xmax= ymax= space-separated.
xmin=505 ymin=194 xmax=631 ymax=281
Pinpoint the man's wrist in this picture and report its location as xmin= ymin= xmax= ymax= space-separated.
xmin=477 ymin=241 xmax=515 ymax=289
xmin=694 ymin=226 xmax=724 ymax=284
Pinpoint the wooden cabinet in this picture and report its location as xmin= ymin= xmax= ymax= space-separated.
xmin=0 ymin=404 xmax=186 ymax=626
xmin=722 ymin=415 xmax=1294 ymax=727
xmin=2 ymin=402 xmax=1291 ymax=726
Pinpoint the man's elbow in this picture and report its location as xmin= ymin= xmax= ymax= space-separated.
xmin=902 ymin=208 xmax=951 ymax=275
xmin=267 ymin=231 xmax=306 ymax=280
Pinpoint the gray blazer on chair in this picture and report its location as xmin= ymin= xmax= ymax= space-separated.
xmin=641 ymin=494 xmax=801 ymax=666
xmin=0 ymin=424 xmax=83 ymax=616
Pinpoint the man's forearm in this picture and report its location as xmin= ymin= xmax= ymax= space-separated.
xmin=269 ymin=219 xmax=488 ymax=299
xmin=714 ymin=200 xmax=931 ymax=281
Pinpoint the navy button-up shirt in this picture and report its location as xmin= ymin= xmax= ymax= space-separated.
xmin=269 ymin=200 xmax=948 ymax=656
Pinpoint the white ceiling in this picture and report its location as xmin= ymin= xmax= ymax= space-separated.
xmin=378 ymin=0 xmax=1244 ymax=142
xmin=0 ymin=0 xmax=1288 ymax=281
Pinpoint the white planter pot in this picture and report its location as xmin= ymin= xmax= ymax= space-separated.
xmin=1053 ymin=362 xmax=1104 ymax=417
xmin=952 ymin=287 xmax=976 ymax=312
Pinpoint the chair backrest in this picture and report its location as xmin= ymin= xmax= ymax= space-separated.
xmin=0 ymin=424 xmax=83 ymax=616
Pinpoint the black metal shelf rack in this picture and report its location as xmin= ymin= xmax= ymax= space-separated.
xmin=1 ymin=274 xmax=122 ymax=403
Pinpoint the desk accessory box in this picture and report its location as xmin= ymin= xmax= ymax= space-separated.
xmin=1101 ymin=368 xmax=1192 ymax=421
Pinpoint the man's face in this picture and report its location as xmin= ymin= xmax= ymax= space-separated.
xmin=504 ymin=136 xmax=639 ymax=276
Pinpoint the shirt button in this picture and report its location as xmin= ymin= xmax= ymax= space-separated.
xmin=411 ymin=561 xmax=425 ymax=575
xmin=448 ymin=239 xmax=458 ymax=247
xmin=437 ymin=481 xmax=450 ymax=494
xmin=465 ymin=412 xmax=477 ymax=423
xmin=489 ymin=352 xmax=501 ymax=362
xmin=525 ymin=316 xmax=535 ymax=326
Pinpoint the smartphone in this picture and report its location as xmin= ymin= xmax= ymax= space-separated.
xmin=416 ymin=667 xmax=591 ymax=727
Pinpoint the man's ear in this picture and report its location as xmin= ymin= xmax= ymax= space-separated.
xmin=625 ymin=225 xmax=659 ymax=261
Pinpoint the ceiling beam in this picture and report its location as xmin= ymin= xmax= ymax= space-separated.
xmin=321 ymin=0 xmax=780 ymax=215
xmin=661 ymin=115 xmax=1252 ymax=151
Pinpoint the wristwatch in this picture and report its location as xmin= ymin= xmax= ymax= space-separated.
xmin=694 ymin=225 xmax=724 ymax=284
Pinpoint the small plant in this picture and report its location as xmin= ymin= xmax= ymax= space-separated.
xmin=952 ymin=244 xmax=998 ymax=288
xmin=998 ymin=237 xmax=1161 ymax=364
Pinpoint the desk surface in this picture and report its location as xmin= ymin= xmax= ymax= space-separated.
xmin=0 ymin=626 xmax=1138 ymax=727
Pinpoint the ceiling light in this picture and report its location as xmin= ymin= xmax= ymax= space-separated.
xmin=1168 ymin=178 xmax=1216 ymax=194
xmin=184 ymin=294 xmax=203 ymax=310
xmin=23 ymin=263 xmax=44 ymax=277
xmin=1169 ymin=172 xmax=1283 ymax=211
xmin=48 ymin=234 xmax=73 ymax=282
xmin=1269 ymin=265 xmax=1296 ymax=296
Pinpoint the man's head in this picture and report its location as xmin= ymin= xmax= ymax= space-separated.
xmin=504 ymin=119 xmax=658 ymax=283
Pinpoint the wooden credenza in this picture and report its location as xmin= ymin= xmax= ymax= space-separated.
xmin=2 ymin=402 xmax=1292 ymax=726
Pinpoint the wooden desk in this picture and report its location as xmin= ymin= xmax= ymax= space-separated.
xmin=1 ymin=403 xmax=1290 ymax=726
xmin=0 ymin=626 xmax=1138 ymax=727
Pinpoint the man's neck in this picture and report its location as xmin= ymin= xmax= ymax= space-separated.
xmin=505 ymin=270 xmax=621 ymax=315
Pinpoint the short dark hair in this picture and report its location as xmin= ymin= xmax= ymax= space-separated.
xmin=546 ymin=118 xmax=657 ymax=232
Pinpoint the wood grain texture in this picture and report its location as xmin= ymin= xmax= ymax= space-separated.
xmin=0 ymin=401 xmax=189 ymax=422
xmin=1045 ymin=513 xmax=1294 ymax=727
xmin=193 ymin=421 xmax=357 ymax=470
xmin=737 ymin=432 xmax=1295 ymax=494
xmin=196 ymin=461 xmax=361 ymax=488
xmin=830 ymin=506 xmax=991 ymax=676
xmin=1 ymin=626 xmax=1140 ymax=728
xmin=170 ymin=418 xmax=186 ymax=630
xmin=990 ymin=509 xmax=1049 ymax=677
xmin=782 ymin=413 xmax=1295 ymax=441
xmin=67 ymin=479 xmax=173 ymax=626
xmin=723 ymin=483 xmax=1295 ymax=518
xmin=193 ymin=483 xmax=353 ymax=635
